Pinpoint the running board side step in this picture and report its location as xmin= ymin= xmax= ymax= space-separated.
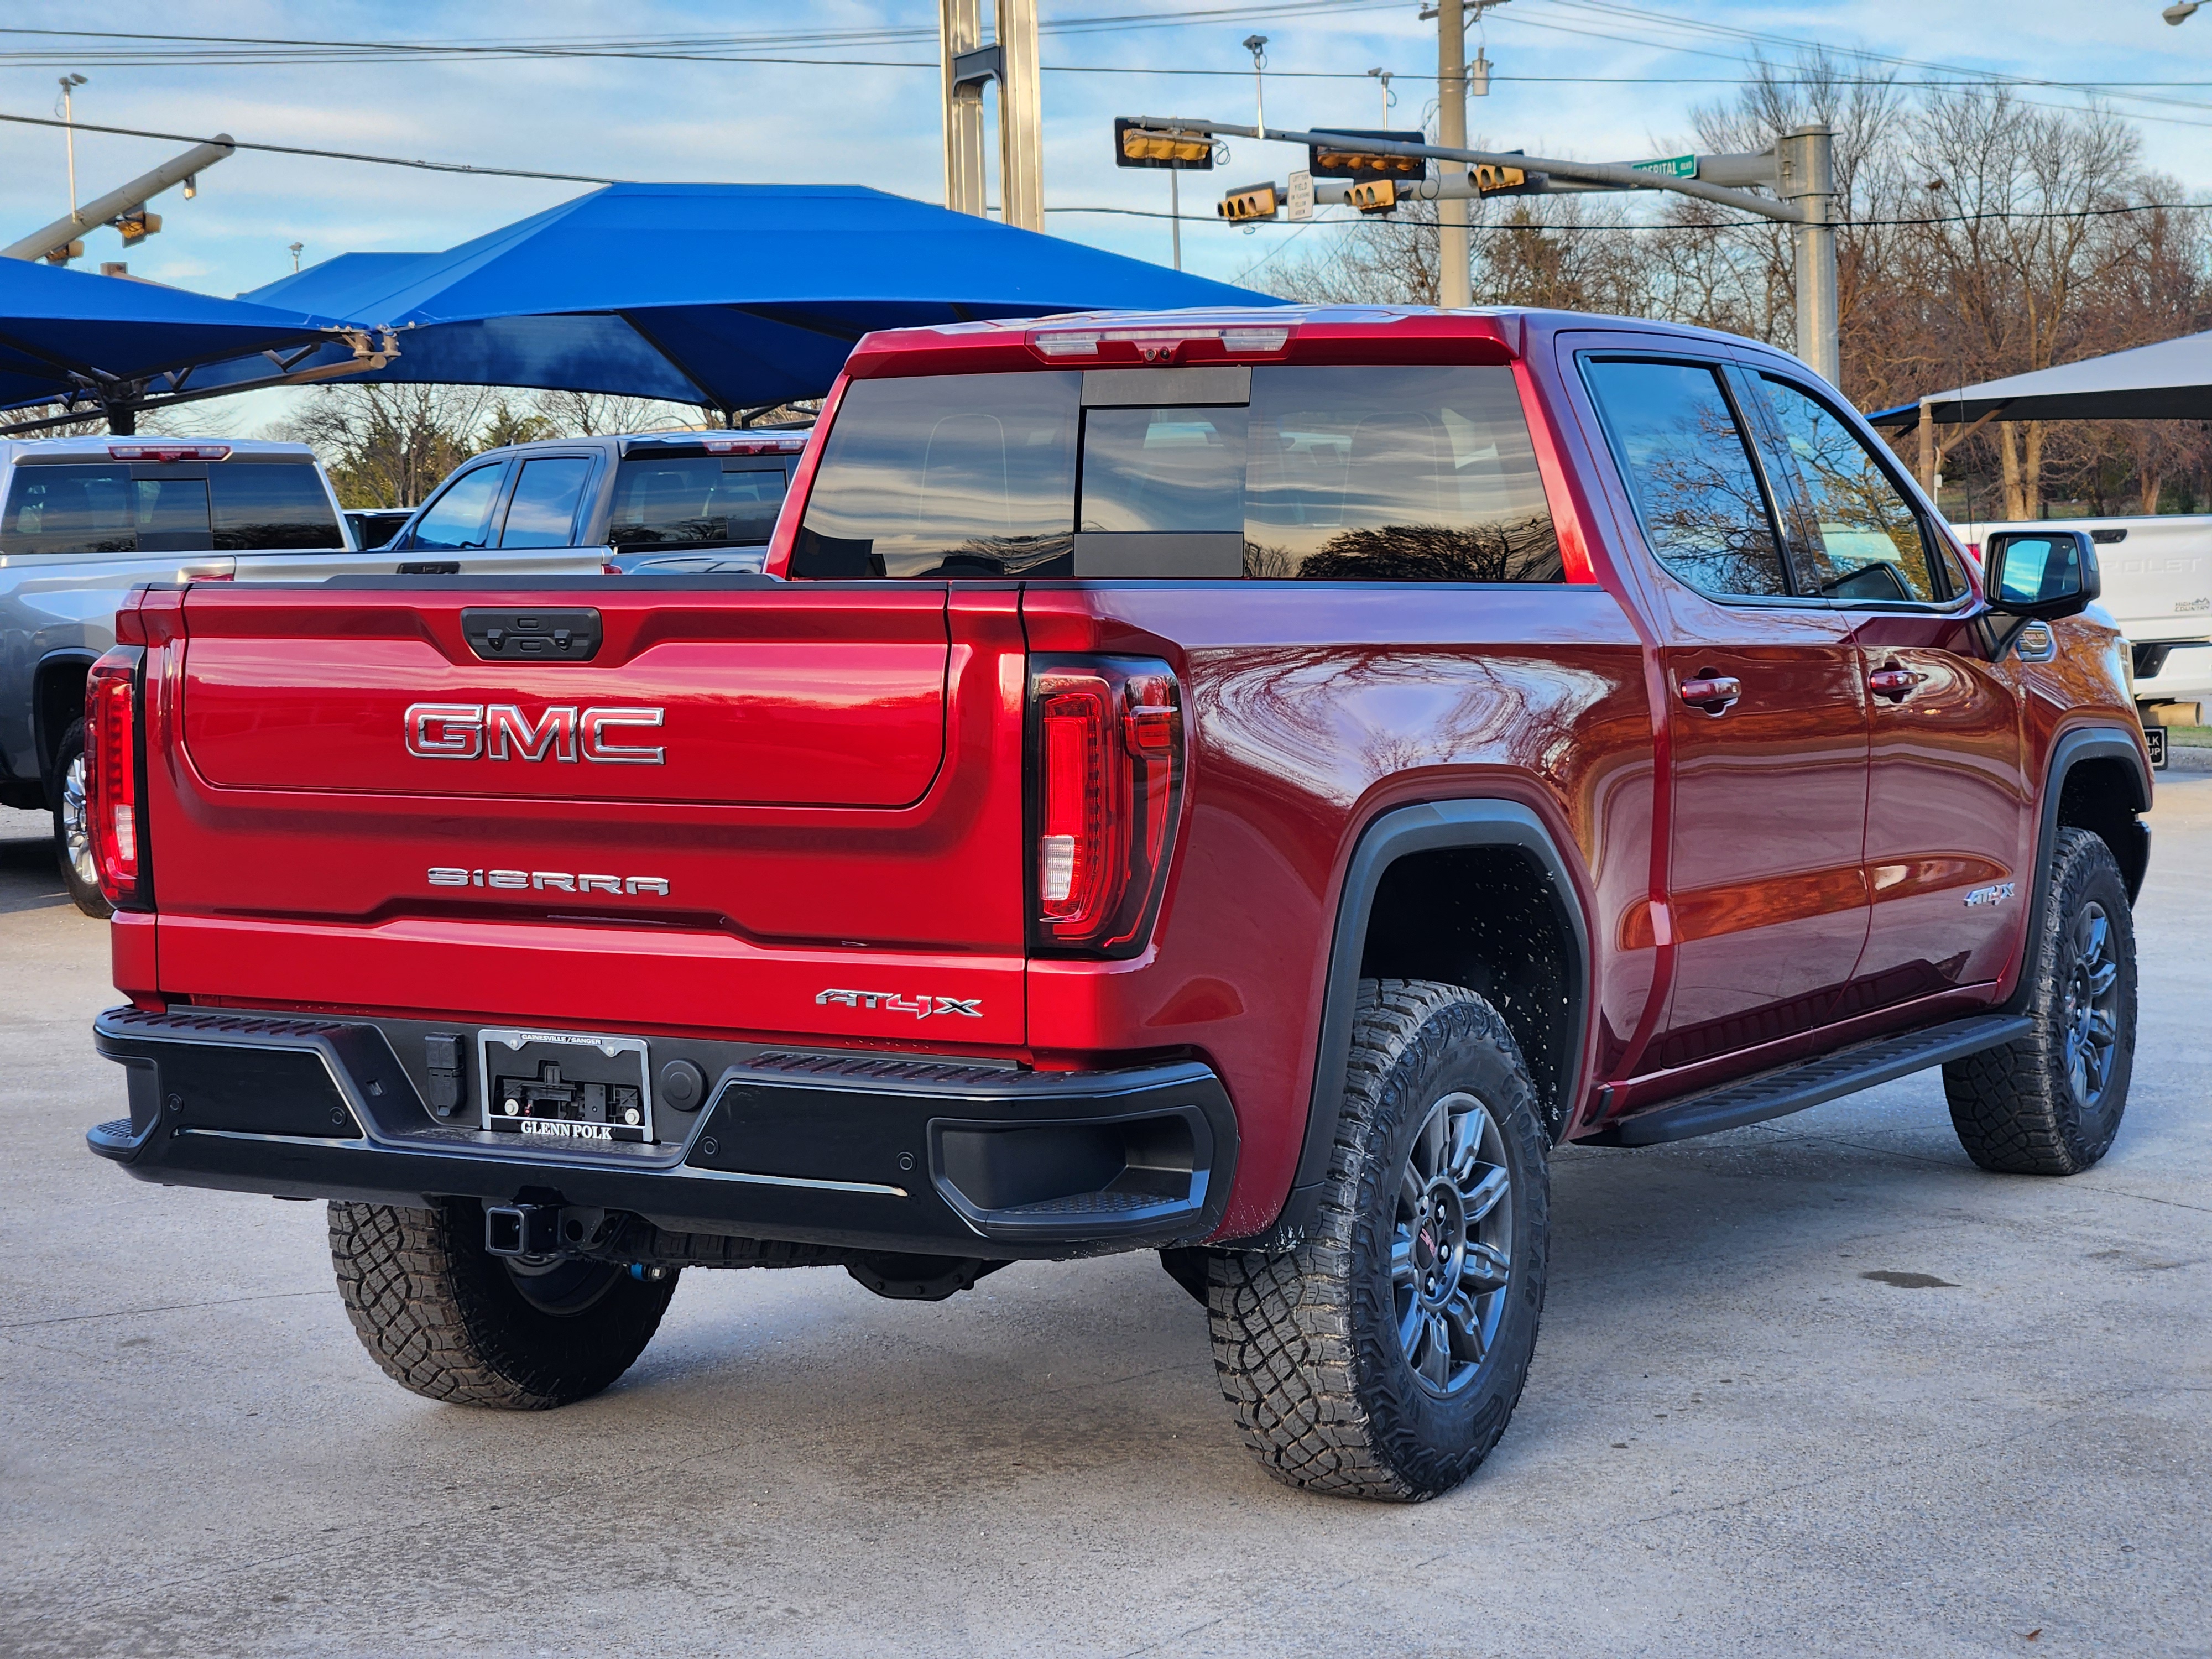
xmin=1587 ymin=1014 xmax=2034 ymax=1147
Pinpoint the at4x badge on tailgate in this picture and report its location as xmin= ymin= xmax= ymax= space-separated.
xmin=816 ymin=988 xmax=983 ymax=1019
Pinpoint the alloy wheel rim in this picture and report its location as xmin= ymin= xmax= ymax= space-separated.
xmin=61 ymin=751 xmax=96 ymax=888
xmin=2060 ymin=900 xmax=2120 ymax=1111
xmin=1391 ymin=1090 xmax=1512 ymax=1398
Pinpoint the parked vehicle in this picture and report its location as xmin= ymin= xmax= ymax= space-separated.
xmin=386 ymin=429 xmax=812 ymax=577
xmin=0 ymin=436 xmax=607 ymax=916
xmin=80 ymin=309 xmax=2148 ymax=1502
xmin=1954 ymin=514 xmax=2212 ymax=760
xmin=344 ymin=508 xmax=414 ymax=550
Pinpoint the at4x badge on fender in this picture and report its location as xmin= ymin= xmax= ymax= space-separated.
xmin=817 ymin=988 xmax=983 ymax=1019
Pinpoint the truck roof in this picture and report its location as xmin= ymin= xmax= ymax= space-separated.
xmin=460 ymin=428 xmax=815 ymax=468
xmin=0 ymin=436 xmax=324 ymax=462
xmin=839 ymin=302 xmax=1772 ymax=379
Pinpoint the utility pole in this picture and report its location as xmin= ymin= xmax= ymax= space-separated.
xmin=1433 ymin=5 xmax=1471 ymax=309
xmin=1777 ymin=124 xmax=1838 ymax=385
xmin=938 ymin=0 xmax=1043 ymax=231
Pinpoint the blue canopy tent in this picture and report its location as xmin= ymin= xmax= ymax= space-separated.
xmin=0 ymin=258 xmax=340 ymax=434
xmin=231 ymin=182 xmax=1281 ymax=418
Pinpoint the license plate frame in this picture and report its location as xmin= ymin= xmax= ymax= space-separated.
xmin=478 ymin=1028 xmax=655 ymax=1144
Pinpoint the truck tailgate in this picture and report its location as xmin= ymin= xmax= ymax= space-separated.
xmin=143 ymin=582 xmax=1027 ymax=1047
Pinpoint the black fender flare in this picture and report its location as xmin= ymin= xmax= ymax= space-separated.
xmin=1248 ymin=799 xmax=1593 ymax=1248
xmin=1999 ymin=724 xmax=2151 ymax=1015
xmin=31 ymin=648 xmax=98 ymax=786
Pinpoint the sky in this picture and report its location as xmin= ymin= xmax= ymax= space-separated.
xmin=4 ymin=0 xmax=2212 ymax=422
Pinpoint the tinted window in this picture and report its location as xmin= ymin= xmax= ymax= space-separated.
xmin=1750 ymin=375 xmax=1945 ymax=603
xmin=795 ymin=372 xmax=1080 ymax=578
xmin=1242 ymin=366 xmax=1557 ymax=580
xmin=1583 ymin=359 xmax=1785 ymax=598
xmin=410 ymin=463 xmax=506 ymax=551
xmin=208 ymin=463 xmax=343 ymax=550
xmin=1082 ymin=408 xmax=1246 ymax=533
xmin=500 ymin=456 xmax=593 ymax=548
xmin=0 ymin=465 xmax=211 ymax=557
xmin=608 ymin=457 xmax=789 ymax=549
xmin=793 ymin=364 xmax=1559 ymax=582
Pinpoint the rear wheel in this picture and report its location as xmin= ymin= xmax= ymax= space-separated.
xmin=53 ymin=720 xmax=110 ymax=919
xmin=1203 ymin=980 xmax=1548 ymax=1501
xmin=1944 ymin=827 xmax=2137 ymax=1175
xmin=328 ymin=1199 xmax=677 ymax=1409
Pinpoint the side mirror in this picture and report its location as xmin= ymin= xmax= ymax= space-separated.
xmin=1983 ymin=529 xmax=2100 ymax=620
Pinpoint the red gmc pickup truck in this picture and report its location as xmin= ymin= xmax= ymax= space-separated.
xmin=82 ymin=306 xmax=2150 ymax=1503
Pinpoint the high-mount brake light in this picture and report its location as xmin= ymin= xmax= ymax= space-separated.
xmin=107 ymin=444 xmax=231 ymax=462
xmin=1029 ymin=322 xmax=1293 ymax=364
xmin=84 ymin=648 xmax=144 ymax=907
xmin=701 ymin=436 xmax=807 ymax=455
xmin=1031 ymin=658 xmax=1185 ymax=958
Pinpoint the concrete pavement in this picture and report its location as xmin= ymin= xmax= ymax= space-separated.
xmin=2 ymin=790 xmax=2206 ymax=1657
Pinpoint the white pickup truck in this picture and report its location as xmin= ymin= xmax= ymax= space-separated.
xmin=1955 ymin=515 xmax=2211 ymax=761
xmin=0 ymin=436 xmax=605 ymax=915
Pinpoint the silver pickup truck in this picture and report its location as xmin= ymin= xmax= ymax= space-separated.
xmin=0 ymin=436 xmax=604 ymax=915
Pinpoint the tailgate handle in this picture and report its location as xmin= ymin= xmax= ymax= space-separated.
xmin=461 ymin=607 xmax=602 ymax=663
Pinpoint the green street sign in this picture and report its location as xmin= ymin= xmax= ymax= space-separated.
xmin=1632 ymin=154 xmax=1698 ymax=179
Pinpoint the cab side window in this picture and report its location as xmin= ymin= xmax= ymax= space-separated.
xmin=409 ymin=462 xmax=508 ymax=551
xmin=499 ymin=457 xmax=593 ymax=548
xmin=1748 ymin=375 xmax=1947 ymax=603
xmin=1581 ymin=358 xmax=1787 ymax=599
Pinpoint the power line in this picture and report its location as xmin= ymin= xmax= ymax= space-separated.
xmin=0 ymin=111 xmax=620 ymax=184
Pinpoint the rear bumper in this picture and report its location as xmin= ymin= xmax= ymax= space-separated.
xmin=88 ymin=1008 xmax=1237 ymax=1259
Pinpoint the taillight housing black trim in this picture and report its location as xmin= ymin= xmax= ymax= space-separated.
xmin=84 ymin=644 xmax=149 ymax=911
xmin=1027 ymin=654 xmax=1186 ymax=959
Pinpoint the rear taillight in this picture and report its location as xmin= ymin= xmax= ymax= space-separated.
xmin=1031 ymin=657 xmax=1185 ymax=957
xmin=84 ymin=647 xmax=145 ymax=909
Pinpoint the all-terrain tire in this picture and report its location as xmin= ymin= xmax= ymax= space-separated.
xmin=52 ymin=719 xmax=111 ymax=919
xmin=1204 ymin=979 xmax=1549 ymax=1501
xmin=328 ymin=1199 xmax=678 ymax=1409
xmin=1943 ymin=826 xmax=2137 ymax=1175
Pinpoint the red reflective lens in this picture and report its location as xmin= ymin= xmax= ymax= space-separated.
xmin=85 ymin=650 xmax=142 ymax=906
xmin=1031 ymin=659 xmax=1183 ymax=957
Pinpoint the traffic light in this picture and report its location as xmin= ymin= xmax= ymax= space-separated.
xmin=1115 ymin=119 xmax=1214 ymax=170
xmin=1217 ymin=182 xmax=1280 ymax=222
xmin=1307 ymin=129 xmax=1428 ymax=180
xmin=114 ymin=209 xmax=163 ymax=244
xmin=40 ymin=241 xmax=84 ymax=265
xmin=1346 ymin=179 xmax=1399 ymax=216
xmin=1474 ymin=161 xmax=1528 ymax=195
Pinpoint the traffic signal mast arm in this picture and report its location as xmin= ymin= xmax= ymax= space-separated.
xmin=1133 ymin=116 xmax=1803 ymax=224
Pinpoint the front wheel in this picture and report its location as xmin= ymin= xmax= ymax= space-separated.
xmin=53 ymin=720 xmax=111 ymax=919
xmin=1204 ymin=980 xmax=1549 ymax=1501
xmin=1944 ymin=826 xmax=2137 ymax=1175
xmin=328 ymin=1199 xmax=678 ymax=1409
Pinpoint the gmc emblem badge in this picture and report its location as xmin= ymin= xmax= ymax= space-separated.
xmin=405 ymin=702 xmax=665 ymax=765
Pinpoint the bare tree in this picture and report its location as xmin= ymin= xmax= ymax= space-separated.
xmin=530 ymin=389 xmax=711 ymax=436
xmin=273 ymin=383 xmax=500 ymax=508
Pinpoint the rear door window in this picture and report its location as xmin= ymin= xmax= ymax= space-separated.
xmin=0 ymin=464 xmax=211 ymax=556
xmin=607 ymin=456 xmax=791 ymax=549
xmin=409 ymin=462 xmax=508 ymax=551
xmin=1580 ymin=358 xmax=1788 ymax=599
xmin=792 ymin=364 xmax=1560 ymax=581
xmin=208 ymin=462 xmax=343 ymax=550
xmin=499 ymin=456 xmax=594 ymax=547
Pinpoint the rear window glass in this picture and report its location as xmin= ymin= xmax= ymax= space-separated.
xmin=607 ymin=456 xmax=790 ymax=549
xmin=1 ymin=465 xmax=211 ymax=556
xmin=208 ymin=463 xmax=342 ymax=551
xmin=792 ymin=365 xmax=1561 ymax=581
